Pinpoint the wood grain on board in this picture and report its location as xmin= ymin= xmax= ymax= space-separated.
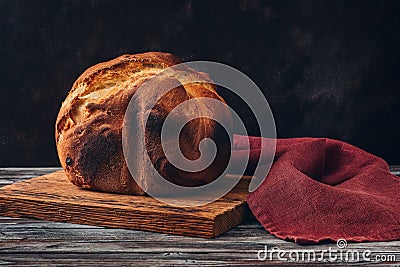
xmin=0 ymin=170 xmax=251 ymax=238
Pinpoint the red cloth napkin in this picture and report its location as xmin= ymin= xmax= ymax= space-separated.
xmin=232 ymin=135 xmax=400 ymax=244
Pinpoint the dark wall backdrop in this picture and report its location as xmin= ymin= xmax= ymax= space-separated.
xmin=1 ymin=0 xmax=399 ymax=166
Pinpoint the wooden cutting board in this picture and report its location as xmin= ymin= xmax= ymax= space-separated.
xmin=0 ymin=171 xmax=252 ymax=238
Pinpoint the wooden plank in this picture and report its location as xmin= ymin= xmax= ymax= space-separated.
xmin=1 ymin=168 xmax=400 ymax=266
xmin=0 ymin=170 xmax=251 ymax=238
xmin=1 ymin=217 xmax=399 ymax=266
xmin=390 ymin=165 xmax=400 ymax=176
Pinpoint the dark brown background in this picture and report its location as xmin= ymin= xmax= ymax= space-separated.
xmin=0 ymin=0 xmax=399 ymax=166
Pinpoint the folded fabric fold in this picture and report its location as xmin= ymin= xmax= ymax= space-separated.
xmin=232 ymin=134 xmax=400 ymax=244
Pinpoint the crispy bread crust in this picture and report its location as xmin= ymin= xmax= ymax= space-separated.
xmin=55 ymin=52 xmax=230 ymax=195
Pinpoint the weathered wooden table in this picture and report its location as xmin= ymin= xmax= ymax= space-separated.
xmin=1 ymin=167 xmax=399 ymax=266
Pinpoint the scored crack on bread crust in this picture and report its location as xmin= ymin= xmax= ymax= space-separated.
xmin=55 ymin=52 xmax=231 ymax=195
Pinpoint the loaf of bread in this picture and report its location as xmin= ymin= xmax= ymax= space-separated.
xmin=55 ymin=52 xmax=231 ymax=195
